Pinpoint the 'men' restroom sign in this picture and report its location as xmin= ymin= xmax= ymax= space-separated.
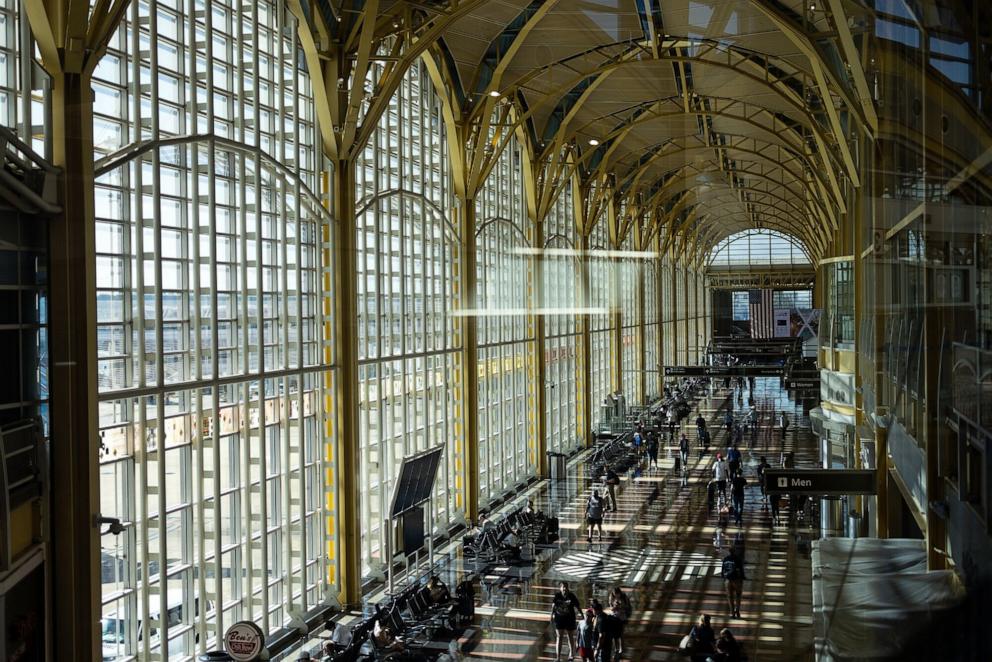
xmin=764 ymin=470 xmax=876 ymax=495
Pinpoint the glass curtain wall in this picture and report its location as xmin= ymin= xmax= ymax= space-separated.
xmin=543 ymin=183 xmax=579 ymax=454
xmin=93 ymin=1 xmax=328 ymax=657
xmin=644 ymin=261 xmax=659 ymax=400
xmin=588 ymin=210 xmax=614 ymax=427
xmin=619 ymin=230 xmax=641 ymax=402
xmin=474 ymin=124 xmax=537 ymax=505
xmin=0 ymin=0 xmax=48 ymax=153
xmin=661 ymin=258 xmax=675 ymax=370
xmin=354 ymin=59 xmax=462 ymax=578
xmin=773 ymin=290 xmax=813 ymax=309
xmin=708 ymin=229 xmax=812 ymax=268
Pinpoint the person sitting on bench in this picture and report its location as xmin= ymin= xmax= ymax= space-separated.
xmin=427 ymin=575 xmax=451 ymax=604
xmin=372 ymin=620 xmax=404 ymax=654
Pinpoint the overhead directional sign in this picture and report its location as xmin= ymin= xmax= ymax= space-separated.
xmin=664 ymin=365 xmax=785 ymax=377
xmin=764 ymin=469 xmax=876 ymax=495
xmin=787 ymin=378 xmax=820 ymax=389
xmin=712 ymin=339 xmax=796 ymax=343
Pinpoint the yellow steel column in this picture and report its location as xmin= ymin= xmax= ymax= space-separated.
xmin=697 ymin=271 xmax=703 ymax=352
xmin=533 ymin=217 xmax=549 ymax=477
xmin=460 ymin=199 xmax=480 ymax=520
xmin=685 ymin=267 xmax=699 ymax=363
xmin=612 ymin=256 xmax=624 ymax=395
xmin=636 ymin=252 xmax=646 ymax=404
xmin=655 ymin=237 xmax=665 ymax=396
xmin=608 ymin=203 xmax=623 ymax=395
xmin=49 ymin=68 xmax=101 ymax=662
xmin=330 ymin=161 xmax=361 ymax=605
xmin=671 ymin=257 xmax=680 ymax=365
xmin=682 ymin=265 xmax=692 ymax=363
xmin=577 ymin=231 xmax=593 ymax=446
xmin=675 ymin=262 xmax=689 ymax=365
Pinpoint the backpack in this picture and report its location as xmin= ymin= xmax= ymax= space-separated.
xmin=722 ymin=556 xmax=741 ymax=580
xmin=587 ymin=497 xmax=604 ymax=519
xmin=599 ymin=612 xmax=622 ymax=640
xmin=552 ymin=593 xmax=573 ymax=617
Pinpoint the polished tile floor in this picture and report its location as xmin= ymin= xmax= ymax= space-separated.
xmin=457 ymin=378 xmax=818 ymax=661
xmin=291 ymin=378 xmax=820 ymax=661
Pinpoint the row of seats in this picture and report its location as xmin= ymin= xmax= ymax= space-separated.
xmin=586 ymin=433 xmax=639 ymax=480
xmin=463 ymin=506 xmax=557 ymax=564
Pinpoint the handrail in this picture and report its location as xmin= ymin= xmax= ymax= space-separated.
xmin=0 ymin=127 xmax=61 ymax=215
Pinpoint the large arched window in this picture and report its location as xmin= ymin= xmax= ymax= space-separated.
xmin=644 ymin=261 xmax=659 ymax=400
xmin=93 ymin=1 xmax=328 ymax=656
xmin=354 ymin=59 xmax=461 ymax=579
xmin=588 ymin=208 xmax=614 ymax=426
xmin=708 ymin=229 xmax=811 ymax=268
xmin=474 ymin=123 xmax=538 ymax=506
xmin=543 ymin=185 xmax=580 ymax=454
xmin=619 ymin=223 xmax=642 ymax=402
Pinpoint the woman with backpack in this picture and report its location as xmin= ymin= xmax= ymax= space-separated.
xmin=607 ymin=586 xmax=631 ymax=658
xmin=646 ymin=432 xmax=659 ymax=468
xmin=721 ymin=548 xmax=746 ymax=618
xmin=550 ymin=581 xmax=582 ymax=661
xmin=586 ymin=490 xmax=605 ymax=543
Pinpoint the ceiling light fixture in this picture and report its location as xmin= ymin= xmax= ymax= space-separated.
xmin=588 ymin=138 xmax=600 ymax=146
xmin=489 ymin=90 xmax=501 ymax=98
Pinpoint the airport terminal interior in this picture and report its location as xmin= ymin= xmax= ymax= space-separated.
xmin=1 ymin=0 xmax=991 ymax=660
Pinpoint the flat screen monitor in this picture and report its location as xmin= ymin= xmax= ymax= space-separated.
xmin=389 ymin=446 xmax=445 ymax=517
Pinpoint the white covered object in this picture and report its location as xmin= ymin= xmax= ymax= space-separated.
xmin=811 ymin=537 xmax=965 ymax=661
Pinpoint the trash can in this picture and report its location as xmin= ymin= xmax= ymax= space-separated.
xmin=848 ymin=510 xmax=862 ymax=539
xmin=820 ymin=496 xmax=843 ymax=538
xmin=547 ymin=451 xmax=567 ymax=482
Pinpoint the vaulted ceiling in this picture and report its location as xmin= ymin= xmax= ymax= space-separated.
xmin=300 ymin=0 xmax=877 ymax=262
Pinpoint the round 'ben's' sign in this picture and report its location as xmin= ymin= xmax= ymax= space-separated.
xmin=224 ymin=621 xmax=265 ymax=661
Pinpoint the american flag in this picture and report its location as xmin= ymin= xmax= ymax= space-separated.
xmin=749 ymin=289 xmax=775 ymax=338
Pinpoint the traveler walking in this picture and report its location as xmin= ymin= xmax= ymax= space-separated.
xmin=604 ymin=468 xmax=620 ymax=512
xmin=608 ymin=586 xmax=631 ymax=658
xmin=721 ymin=548 xmax=746 ymax=618
xmin=591 ymin=602 xmax=621 ymax=662
xmin=779 ymin=411 xmax=789 ymax=440
xmin=550 ymin=581 xmax=582 ymax=661
xmin=646 ymin=432 xmax=659 ymax=468
xmin=716 ymin=628 xmax=743 ymax=662
xmin=769 ymin=491 xmax=782 ymax=526
xmin=756 ymin=456 xmax=771 ymax=507
xmin=576 ymin=609 xmax=597 ymax=662
xmin=679 ymin=433 xmax=690 ymax=471
xmin=726 ymin=444 xmax=742 ymax=477
xmin=723 ymin=411 xmax=734 ymax=432
xmin=680 ymin=614 xmax=716 ymax=662
xmin=713 ymin=454 xmax=729 ymax=501
xmin=586 ymin=491 xmax=605 ymax=543
xmin=730 ymin=472 xmax=747 ymax=526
